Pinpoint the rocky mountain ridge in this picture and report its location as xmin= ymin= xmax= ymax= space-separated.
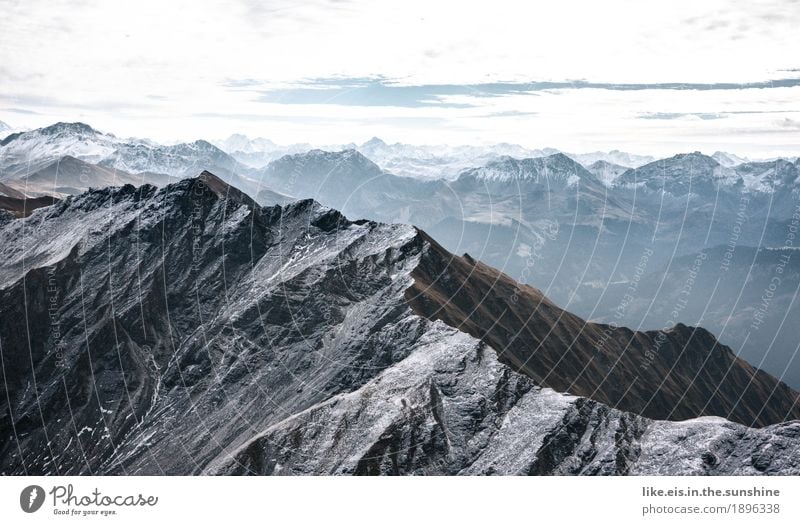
xmin=1 ymin=172 xmax=798 ymax=475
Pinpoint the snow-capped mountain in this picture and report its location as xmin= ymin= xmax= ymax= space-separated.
xmin=567 ymin=149 xmax=655 ymax=169
xmin=355 ymin=138 xmax=658 ymax=180
xmin=213 ymin=134 xmax=557 ymax=178
xmin=349 ymin=140 xmax=657 ymax=180
xmin=734 ymin=158 xmax=799 ymax=193
xmin=1 ymin=173 xmax=798 ymax=474
xmin=259 ymin=148 xmax=386 ymax=191
xmin=356 ymin=138 xmax=559 ymax=180
xmin=212 ymin=134 xmax=349 ymax=169
xmin=0 ymin=120 xmax=13 ymax=140
xmin=456 ymin=152 xmax=592 ymax=185
xmin=101 ymin=138 xmax=243 ymax=179
xmin=449 ymin=152 xmax=629 ymax=225
xmin=214 ymin=133 xmax=279 ymax=154
xmin=212 ymin=133 xmax=292 ymax=168
xmin=586 ymin=159 xmax=629 ymax=185
xmin=614 ymin=152 xmax=738 ymax=195
xmin=712 ymin=151 xmax=750 ymax=167
xmin=616 ymin=152 xmax=800 ymax=195
xmin=212 ymin=132 xmax=714 ymax=182
xmin=0 ymin=123 xmax=249 ymax=184
xmin=0 ymin=122 xmax=119 ymax=176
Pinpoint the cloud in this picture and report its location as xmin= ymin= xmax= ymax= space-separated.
xmin=236 ymin=76 xmax=492 ymax=108
xmin=639 ymin=110 xmax=800 ymax=121
xmin=230 ymin=76 xmax=800 ymax=110
xmin=482 ymin=110 xmax=539 ymax=118
xmin=778 ymin=118 xmax=800 ymax=130
xmin=1 ymin=108 xmax=42 ymax=115
xmin=638 ymin=112 xmax=727 ymax=120
xmin=1 ymin=0 xmax=799 ymax=157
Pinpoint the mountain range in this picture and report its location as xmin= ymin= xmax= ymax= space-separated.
xmin=1 ymin=171 xmax=798 ymax=475
xmin=247 ymin=147 xmax=800 ymax=390
xmin=0 ymin=123 xmax=253 ymax=195
xmin=2 ymin=121 xmax=799 ymax=393
xmin=212 ymin=133 xmax=661 ymax=177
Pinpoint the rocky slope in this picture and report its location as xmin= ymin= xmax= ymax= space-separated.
xmin=0 ymin=194 xmax=59 ymax=219
xmin=215 ymin=336 xmax=800 ymax=475
xmin=0 ymin=173 xmax=798 ymax=475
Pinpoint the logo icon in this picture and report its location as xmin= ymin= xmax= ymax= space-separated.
xmin=20 ymin=485 xmax=45 ymax=513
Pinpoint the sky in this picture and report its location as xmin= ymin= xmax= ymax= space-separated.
xmin=0 ymin=0 xmax=799 ymax=157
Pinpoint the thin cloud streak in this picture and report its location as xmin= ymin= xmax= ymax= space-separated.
xmin=233 ymin=76 xmax=800 ymax=109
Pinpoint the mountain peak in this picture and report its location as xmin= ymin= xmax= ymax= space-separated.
xmin=40 ymin=122 xmax=99 ymax=136
xmin=1 ymin=121 xmax=108 ymax=150
xmin=545 ymin=151 xmax=584 ymax=166
xmin=362 ymin=136 xmax=387 ymax=148
xmin=588 ymin=159 xmax=618 ymax=168
xmin=674 ymin=151 xmax=719 ymax=164
xmin=196 ymin=170 xmax=256 ymax=208
xmin=459 ymin=151 xmax=591 ymax=184
xmin=613 ymin=151 xmax=738 ymax=194
xmin=191 ymin=139 xmax=219 ymax=149
xmin=276 ymin=148 xmax=380 ymax=170
xmin=622 ymin=151 xmax=723 ymax=174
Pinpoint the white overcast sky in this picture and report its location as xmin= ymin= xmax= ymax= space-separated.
xmin=0 ymin=0 xmax=798 ymax=156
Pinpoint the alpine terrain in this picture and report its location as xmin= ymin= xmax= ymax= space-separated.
xmin=1 ymin=172 xmax=798 ymax=475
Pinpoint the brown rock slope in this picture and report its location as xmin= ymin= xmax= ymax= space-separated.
xmin=406 ymin=231 xmax=800 ymax=427
xmin=7 ymin=155 xmax=162 ymax=196
xmin=0 ymin=195 xmax=59 ymax=218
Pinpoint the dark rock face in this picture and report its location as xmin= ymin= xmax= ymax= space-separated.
xmin=0 ymin=174 xmax=429 ymax=474
xmin=1 ymin=173 xmax=798 ymax=475
xmin=0 ymin=194 xmax=59 ymax=218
